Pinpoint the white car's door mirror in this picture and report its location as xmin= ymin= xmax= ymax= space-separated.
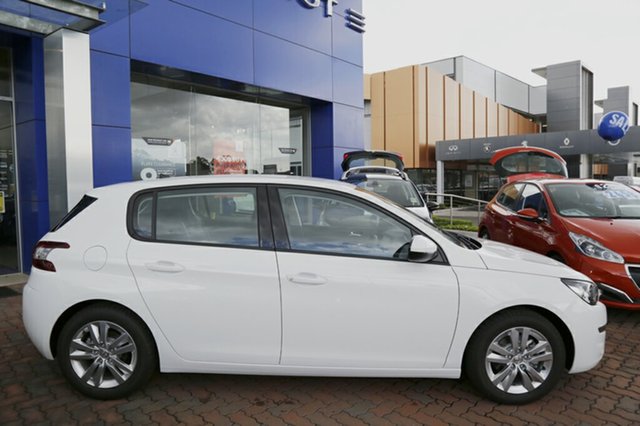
xmin=408 ymin=235 xmax=438 ymax=263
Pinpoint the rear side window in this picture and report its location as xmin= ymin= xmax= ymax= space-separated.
xmin=130 ymin=187 xmax=259 ymax=248
xmin=51 ymin=195 xmax=97 ymax=232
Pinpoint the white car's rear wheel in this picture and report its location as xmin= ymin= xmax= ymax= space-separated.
xmin=56 ymin=304 xmax=157 ymax=399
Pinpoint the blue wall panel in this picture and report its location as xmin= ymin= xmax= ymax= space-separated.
xmin=172 ymin=0 xmax=253 ymax=26
xmin=92 ymin=126 xmax=133 ymax=188
xmin=90 ymin=0 xmax=131 ymax=57
xmin=331 ymin=12 xmax=363 ymax=67
xmin=254 ymin=32 xmax=332 ymax=101
xmin=91 ymin=52 xmax=131 ymax=128
xmin=130 ymin=0 xmax=254 ymax=84
xmin=332 ymin=59 xmax=363 ymax=108
xmin=254 ymin=0 xmax=332 ymax=55
xmin=19 ymin=200 xmax=50 ymax=272
xmin=15 ymin=120 xmax=48 ymax=203
xmin=333 ymin=103 xmax=364 ymax=150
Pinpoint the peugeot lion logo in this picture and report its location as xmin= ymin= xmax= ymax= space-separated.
xmin=482 ymin=145 xmax=492 ymax=153
xmin=448 ymin=145 xmax=458 ymax=152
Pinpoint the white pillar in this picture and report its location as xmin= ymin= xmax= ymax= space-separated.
xmin=579 ymin=154 xmax=591 ymax=178
xmin=44 ymin=29 xmax=94 ymax=225
xmin=436 ymin=160 xmax=444 ymax=204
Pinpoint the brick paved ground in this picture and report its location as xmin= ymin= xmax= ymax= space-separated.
xmin=1 ymin=285 xmax=639 ymax=425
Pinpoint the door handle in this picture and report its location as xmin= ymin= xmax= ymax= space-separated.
xmin=145 ymin=261 xmax=184 ymax=273
xmin=287 ymin=273 xmax=327 ymax=285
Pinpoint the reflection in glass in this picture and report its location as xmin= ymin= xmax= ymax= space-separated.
xmin=0 ymin=100 xmax=18 ymax=273
xmin=131 ymin=80 xmax=306 ymax=181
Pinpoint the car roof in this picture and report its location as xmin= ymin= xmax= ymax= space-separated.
xmin=515 ymin=178 xmax=613 ymax=186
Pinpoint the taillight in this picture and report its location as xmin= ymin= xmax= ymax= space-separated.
xmin=32 ymin=241 xmax=70 ymax=272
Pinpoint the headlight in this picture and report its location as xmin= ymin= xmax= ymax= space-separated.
xmin=568 ymin=232 xmax=624 ymax=264
xmin=561 ymin=278 xmax=600 ymax=305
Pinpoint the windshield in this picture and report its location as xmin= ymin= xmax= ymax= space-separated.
xmin=355 ymin=179 xmax=423 ymax=207
xmin=546 ymin=182 xmax=640 ymax=218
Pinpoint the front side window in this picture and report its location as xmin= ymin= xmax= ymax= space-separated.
xmin=131 ymin=187 xmax=259 ymax=247
xmin=496 ymin=183 xmax=524 ymax=211
xmin=278 ymin=188 xmax=413 ymax=259
xmin=516 ymin=184 xmax=542 ymax=211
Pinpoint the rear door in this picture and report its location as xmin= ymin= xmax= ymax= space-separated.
xmin=127 ymin=185 xmax=281 ymax=364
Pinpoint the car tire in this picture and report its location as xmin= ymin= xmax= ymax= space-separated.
xmin=464 ymin=310 xmax=566 ymax=405
xmin=56 ymin=304 xmax=157 ymax=400
xmin=478 ymin=228 xmax=490 ymax=240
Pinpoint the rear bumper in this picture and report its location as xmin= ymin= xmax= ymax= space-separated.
xmin=22 ymin=281 xmax=57 ymax=360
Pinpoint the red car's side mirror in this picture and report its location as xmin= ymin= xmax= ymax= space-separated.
xmin=516 ymin=208 xmax=540 ymax=221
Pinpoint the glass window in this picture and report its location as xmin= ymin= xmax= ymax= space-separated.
xmin=131 ymin=77 xmax=307 ymax=181
xmin=354 ymin=179 xmax=423 ymax=208
xmin=0 ymin=49 xmax=11 ymax=98
xmin=278 ymin=188 xmax=413 ymax=259
xmin=150 ymin=187 xmax=259 ymax=247
xmin=516 ymin=184 xmax=542 ymax=212
xmin=131 ymin=193 xmax=153 ymax=239
xmin=546 ymin=182 xmax=640 ymax=218
xmin=496 ymin=183 xmax=523 ymax=211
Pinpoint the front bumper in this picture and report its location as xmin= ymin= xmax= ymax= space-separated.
xmin=578 ymin=259 xmax=640 ymax=309
xmin=567 ymin=301 xmax=607 ymax=374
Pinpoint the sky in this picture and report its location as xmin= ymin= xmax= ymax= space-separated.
xmin=362 ymin=0 xmax=640 ymax=104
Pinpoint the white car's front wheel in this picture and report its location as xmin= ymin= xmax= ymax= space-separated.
xmin=56 ymin=304 xmax=157 ymax=399
xmin=464 ymin=310 xmax=566 ymax=404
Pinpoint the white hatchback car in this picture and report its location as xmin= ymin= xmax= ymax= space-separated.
xmin=23 ymin=175 xmax=606 ymax=404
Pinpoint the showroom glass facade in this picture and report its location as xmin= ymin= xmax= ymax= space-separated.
xmin=130 ymin=74 xmax=308 ymax=179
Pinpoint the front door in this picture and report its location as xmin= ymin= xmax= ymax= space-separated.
xmin=273 ymin=187 xmax=459 ymax=369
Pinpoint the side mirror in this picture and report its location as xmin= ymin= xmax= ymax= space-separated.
xmin=408 ymin=235 xmax=438 ymax=263
xmin=426 ymin=201 xmax=440 ymax=211
xmin=516 ymin=208 xmax=540 ymax=221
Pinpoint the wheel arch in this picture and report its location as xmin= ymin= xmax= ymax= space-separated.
xmin=49 ymin=299 xmax=159 ymax=362
xmin=462 ymin=305 xmax=575 ymax=371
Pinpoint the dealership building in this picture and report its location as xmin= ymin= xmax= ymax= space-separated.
xmin=0 ymin=0 xmax=365 ymax=279
xmin=365 ymin=56 xmax=639 ymax=200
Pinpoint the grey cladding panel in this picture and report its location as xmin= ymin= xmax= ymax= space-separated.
xmin=495 ymin=72 xmax=529 ymax=112
xmin=546 ymin=62 xmax=581 ymax=79
xmin=459 ymin=57 xmax=496 ymax=101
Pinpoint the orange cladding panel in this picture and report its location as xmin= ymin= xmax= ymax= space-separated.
xmin=460 ymin=86 xmax=474 ymax=139
xmin=427 ymin=68 xmax=444 ymax=148
xmin=487 ymin=99 xmax=498 ymax=137
xmin=474 ymin=92 xmax=487 ymax=138
xmin=370 ymin=72 xmax=385 ymax=151
xmin=498 ymin=104 xmax=509 ymax=136
xmin=414 ymin=66 xmax=428 ymax=168
xmin=384 ymin=66 xmax=415 ymax=167
xmin=444 ymin=76 xmax=459 ymax=140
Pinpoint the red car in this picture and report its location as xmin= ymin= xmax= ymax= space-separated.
xmin=479 ymin=147 xmax=640 ymax=310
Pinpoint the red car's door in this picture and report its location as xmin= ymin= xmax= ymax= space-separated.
xmin=511 ymin=184 xmax=558 ymax=254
